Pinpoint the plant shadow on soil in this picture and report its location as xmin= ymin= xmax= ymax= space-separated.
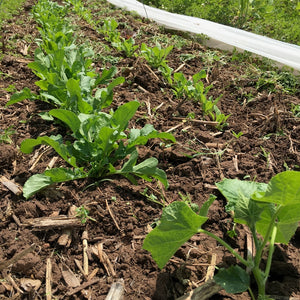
xmin=0 ymin=0 xmax=299 ymax=299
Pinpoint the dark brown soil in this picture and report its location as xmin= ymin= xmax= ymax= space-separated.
xmin=0 ymin=0 xmax=299 ymax=299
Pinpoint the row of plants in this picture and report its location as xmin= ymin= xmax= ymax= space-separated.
xmin=143 ymin=0 xmax=300 ymax=45
xmin=7 ymin=0 xmax=175 ymax=199
xmin=0 ymin=0 xmax=27 ymax=52
xmin=63 ymin=0 xmax=231 ymax=128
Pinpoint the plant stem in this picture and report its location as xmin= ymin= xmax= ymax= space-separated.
xmin=199 ymin=229 xmax=251 ymax=267
xmin=248 ymin=286 xmax=255 ymax=300
xmin=263 ymin=224 xmax=277 ymax=284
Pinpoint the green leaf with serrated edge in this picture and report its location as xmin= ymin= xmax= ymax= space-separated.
xmin=252 ymin=171 xmax=300 ymax=206
xmin=199 ymin=194 xmax=216 ymax=217
xmin=143 ymin=201 xmax=207 ymax=269
xmin=49 ymin=109 xmax=80 ymax=134
xmin=234 ymin=194 xmax=264 ymax=227
xmin=6 ymin=88 xmax=34 ymax=106
xmin=216 ymin=179 xmax=267 ymax=212
xmin=23 ymin=174 xmax=53 ymax=199
xmin=112 ymin=101 xmax=140 ymax=132
xmin=214 ymin=265 xmax=250 ymax=293
xmin=21 ymin=135 xmax=77 ymax=168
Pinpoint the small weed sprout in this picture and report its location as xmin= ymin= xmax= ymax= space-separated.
xmin=0 ymin=126 xmax=16 ymax=144
xmin=140 ymin=43 xmax=173 ymax=68
xmin=75 ymin=206 xmax=96 ymax=224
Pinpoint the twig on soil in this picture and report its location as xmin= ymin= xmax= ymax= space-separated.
xmin=144 ymin=63 xmax=160 ymax=81
xmin=46 ymin=156 xmax=59 ymax=170
xmin=75 ymin=259 xmax=89 ymax=281
xmin=25 ymin=216 xmax=83 ymax=229
xmin=232 ymin=155 xmax=239 ymax=172
xmin=87 ymin=268 xmax=99 ymax=281
xmin=12 ymin=214 xmax=22 ymax=227
xmin=205 ymin=253 xmax=217 ymax=281
xmin=175 ymin=279 xmax=222 ymax=300
xmin=46 ymin=258 xmax=52 ymax=300
xmin=29 ymin=146 xmax=51 ymax=171
xmin=172 ymin=117 xmax=219 ymax=126
xmin=0 ymin=176 xmax=22 ymax=195
xmin=82 ymin=231 xmax=89 ymax=276
xmin=97 ymin=243 xmax=116 ymax=277
xmin=66 ymin=277 xmax=100 ymax=296
xmin=174 ymin=63 xmax=186 ymax=73
xmin=0 ymin=244 xmax=36 ymax=271
xmin=6 ymin=274 xmax=23 ymax=294
xmin=166 ymin=122 xmax=185 ymax=133
xmin=214 ymin=152 xmax=224 ymax=180
xmin=145 ymin=99 xmax=152 ymax=118
xmin=104 ymin=197 xmax=121 ymax=233
xmin=105 ymin=278 xmax=124 ymax=300
xmin=137 ymin=84 xmax=150 ymax=93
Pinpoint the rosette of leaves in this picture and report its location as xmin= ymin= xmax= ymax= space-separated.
xmin=21 ymin=102 xmax=175 ymax=199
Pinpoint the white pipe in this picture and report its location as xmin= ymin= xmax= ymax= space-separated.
xmin=107 ymin=0 xmax=300 ymax=70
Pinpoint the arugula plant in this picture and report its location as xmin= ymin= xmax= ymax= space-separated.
xmin=140 ymin=43 xmax=173 ymax=69
xmin=21 ymin=102 xmax=175 ymax=199
xmin=112 ymin=37 xmax=139 ymax=58
xmin=100 ymin=19 xmax=120 ymax=43
xmin=143 ymin=171 xmax=300 ymax=300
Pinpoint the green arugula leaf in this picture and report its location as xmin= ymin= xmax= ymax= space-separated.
xmin=6 ymin=88 xmax=36 ymax=106
xmin=23 ymin=167 xmax=87 ymax=199
xmin=21 ymin=135 xmax=77 ymax=167
xmin=49 ymin=109 xmax=80 ymax=133
xmin=143 ymin=201 xmax=207 ymax=269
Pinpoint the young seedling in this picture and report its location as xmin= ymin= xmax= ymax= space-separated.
xmin=76 ymin=205 xmax=96 ymax=224
xmin=140 ymin=43 xmax=173 ymax=68
xmin=143 ymin=171 xmax=300 ymax=300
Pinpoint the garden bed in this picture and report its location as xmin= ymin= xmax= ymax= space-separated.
xmin=0 ymin=0 xmax=299 ymax=299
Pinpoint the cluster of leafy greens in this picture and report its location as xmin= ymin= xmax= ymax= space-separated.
xmin=143 ymin=171 xmax=300 ymax=300
xmin=7 ymin=0 xmax=175 ymax=199
xmin=21 ymin=105 xmax=175 ymax=199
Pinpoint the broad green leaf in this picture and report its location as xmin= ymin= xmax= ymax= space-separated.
xmin=95 ymin=66 xmax=117 ymax=85
xmin=23 ymin=168 xmax=87 ymax=199
xmin=252 ymin=171 xmax=300 ymax=206
xmin=234 ymin=194 xmax=264 ymax=227
xmin=49 ymin=109 xmax=80 ymax=133
xmin=132 ymin=157 xmax=159 ymax=174
xmin=251 ymin=171 xmax=300 ymax=243
xmin=216 ymin=178 xmax=267 ymax=212
xmin=23 ymin=174 xmax=53 ymax=199
xmin=112 ymin=101 xmax=140 ymax=131
xmin=44 ymin=167 xmax=87 ymax=182
xmin=6 ymin=88 xmax=34 ymax=106
xmin=143 ymin=201 xmax=207 ymax=269
xmin=255 ymin=203 xmax=299 ymax=244
xmin=214 ymin=265 xmax=250 ymax=293
xmin=119 ymin=149 xmax=139 ymax=173
xmin=21 ymin=135 xmax=77 ymax=168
